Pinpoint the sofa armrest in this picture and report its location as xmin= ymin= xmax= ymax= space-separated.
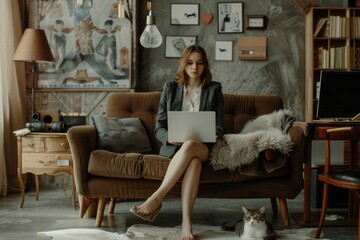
xmin=67 ymin=125 xmax=97 ymax=196
xmin=286 ymin=121 xmax=309 ymax=192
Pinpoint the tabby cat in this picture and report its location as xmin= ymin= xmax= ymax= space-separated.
xmin=221 ymin=206 xmax=277 ymax=240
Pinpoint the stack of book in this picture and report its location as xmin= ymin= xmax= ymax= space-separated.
xmin=317 ymin=46 xmax=348 ymax=69
xmin=314 ymin=16 xmax=347 ymax=38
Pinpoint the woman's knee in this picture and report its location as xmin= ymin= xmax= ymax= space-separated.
xmin=181 ymin=140 xmax=208 ymax=158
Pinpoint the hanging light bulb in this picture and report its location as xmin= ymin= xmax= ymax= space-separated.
xmin=140 ymin=0 xmax=163 ymax=48
xmin=76 ymin=0 xmax=83 ymax=7
xmin=118 ymin=0 xmax=125 ymax=19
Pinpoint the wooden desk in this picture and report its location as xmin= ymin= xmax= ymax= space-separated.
xmin=16 ymin=132 xmax=75 ymax=208
xmin=303 ymin=121 xmax=360 ymax=225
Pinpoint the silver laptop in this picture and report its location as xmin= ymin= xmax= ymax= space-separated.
xmin=167 ymin=111 xmax=216 ymax=143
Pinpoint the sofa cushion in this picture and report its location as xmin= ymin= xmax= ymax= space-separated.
xmin=88 ymin=150 xmax=289 ymax=182
xmin=88 ymin=150 xmax=144 ymax=179
xmin=91 ymin=115 xmax=152 ymax=154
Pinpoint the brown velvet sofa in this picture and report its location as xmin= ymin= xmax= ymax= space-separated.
xmin=67 ymin=92 xmax=308 ymax=228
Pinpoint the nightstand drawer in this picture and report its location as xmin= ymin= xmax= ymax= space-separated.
xmin=22 ymin=136 xmax=70 ymax=153
xmin=22 ymin=153 xmax=73 ymax=174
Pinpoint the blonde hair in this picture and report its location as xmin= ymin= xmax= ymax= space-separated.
xmin=175 ymin=45 xmax=212 ymax=86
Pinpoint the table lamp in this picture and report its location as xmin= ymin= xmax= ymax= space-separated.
xmin=13 ymin=28 xmax=54 ymax=117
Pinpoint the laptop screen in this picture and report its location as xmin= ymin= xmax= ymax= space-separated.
xmin=316 ymin=71 xmax=360 ymax=120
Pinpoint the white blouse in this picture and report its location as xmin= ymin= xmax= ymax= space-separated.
xmin=182 ymin=85 xmax=202 ymax=112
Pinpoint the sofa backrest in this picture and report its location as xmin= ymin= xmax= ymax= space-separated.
xmin=105 ymin=92 xmax=284 ymax=154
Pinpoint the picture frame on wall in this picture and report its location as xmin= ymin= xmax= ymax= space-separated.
xmin=215 ymin=41 xmax=233 ymax=61
xmin=28 ymin=0 xmax=137 ymax=91
xmin=165 ymin=35 xmax=197 ymax=58
xmin=245 ymin=15 xmax=267 ymax=30
xmin=217 ymin=2 xmax=244 ymax=33
xmin=170 ymin=3 xmax=200 ymax=25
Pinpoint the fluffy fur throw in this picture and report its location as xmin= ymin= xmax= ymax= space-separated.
xmin=210 ymin=109 xmax=295 ymax=171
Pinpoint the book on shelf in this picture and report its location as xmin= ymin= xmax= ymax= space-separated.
xmin=328 ymin=15 xmax=347 ymax=38
xmin=318 ymin=46 xmax=348 ymax=69
xmin=352 ymin=16 xmax=360 ymax=38
xmin=320 ymin=47 xmax=329 ymax=69
xmin=314 ymin=17 xmax=328 ymax=37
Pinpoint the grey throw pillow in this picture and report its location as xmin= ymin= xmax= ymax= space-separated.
xmin=91 ymin=115 xmax=152 ymax=154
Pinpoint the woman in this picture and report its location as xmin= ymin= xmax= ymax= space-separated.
xmin=130 ymin=45 xmax=224 ymax=240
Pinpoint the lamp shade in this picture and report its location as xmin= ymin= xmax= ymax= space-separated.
xmin=13 ymin=28 xmax=54 ymax=62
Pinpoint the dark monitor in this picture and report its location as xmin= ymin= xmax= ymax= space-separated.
xmin=316 ymin=70 xmax=360 ymax=120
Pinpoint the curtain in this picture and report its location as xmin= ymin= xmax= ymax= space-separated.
xmin=0 ymin=0 xmax=27 ymax=195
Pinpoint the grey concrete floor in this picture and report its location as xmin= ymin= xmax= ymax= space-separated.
xmin=0 ymin=187 xmax=357 ymax=240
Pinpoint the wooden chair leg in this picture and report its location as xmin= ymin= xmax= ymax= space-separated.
xmin=358 ymin=200 xmax=360 ymax=239
xmin=79 ymin=195 xmax=93 ymax=218
xmin=315 ymin=182 xmax=329 ymax=238
xmin=270 ymin=197 xmax=278 ymax=216
xmin=35 ymin=175 xmax=39 ymax=201
xmin=278 ymin=198 xmax=290 ymax=227
xmin=356 ymin=190 xmax=360 ymax=240
xmin=108 ymin=198 xmax=116 ymax=214
xmin=96 ymin=198 xmax=106 ymax=227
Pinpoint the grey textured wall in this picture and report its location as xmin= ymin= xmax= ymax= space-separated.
xmin=139 ymin=0 xmax=307 ymax=121
xmin=136 ymin=0 xmax=344 ymax=121
xmin=35 ymin=0 xmax=344 ymax=123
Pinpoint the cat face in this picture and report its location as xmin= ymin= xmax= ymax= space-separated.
xmin=242 ymin=206 xmax=266 ymax=225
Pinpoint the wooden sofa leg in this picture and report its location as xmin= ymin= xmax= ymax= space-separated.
xmin=278 ymin=198 xmax=290 ymax=227
xmin=79 ymin=195 xmax=93 ymax=218
xmin=108 ymin=198 xmax=116 ymax=214
xmin=96 ymin=198 xmax=106 ymax=227
xmin=270 ymin=197 xmax=278 ymax=215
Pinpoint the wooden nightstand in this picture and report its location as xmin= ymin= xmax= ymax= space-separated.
xmin=15 ymin=132 xmax=75 ymax=208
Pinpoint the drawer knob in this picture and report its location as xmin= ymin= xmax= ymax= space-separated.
xmin=60 ymin=142 xmax=69 ymax=150
xmin=39 ymin=160 xmax=55 ymax=166
xmin=27 ymin=143 xmax=35 ymax=148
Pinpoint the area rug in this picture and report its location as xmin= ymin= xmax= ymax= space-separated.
xmin=38 ymin=224 xmax=330 ymax=240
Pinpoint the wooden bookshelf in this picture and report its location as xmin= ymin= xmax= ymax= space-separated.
xmin=305 ymin=7 xmax=360 ymax=121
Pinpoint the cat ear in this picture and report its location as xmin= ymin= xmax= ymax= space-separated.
xmin=242 ymin=206 xmax=248 ymax=213
xmin=258 ymin=207 xmax=266 ymax=213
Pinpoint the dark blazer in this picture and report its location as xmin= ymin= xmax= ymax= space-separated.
xmin=155 ymin=80 xmax=225 ymax=157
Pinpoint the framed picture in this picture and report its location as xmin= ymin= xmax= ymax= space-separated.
xmin=217 ymin=2 xmax=244 ymax=33
xmin=165 ymin=35 xmax=197 ymax=58
xmin=215 ymin=41 xmax=233 ymax=61
xmin=245 ymin=15 xmax=267 ymax=30
xmin=171 ymin=3 xmax=200 ymax=25
xmin=28 ymin=0 xmax=137 ymax=90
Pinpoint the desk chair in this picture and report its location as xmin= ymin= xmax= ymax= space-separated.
xmin=315 ymin=127 xmax=360 ymax=238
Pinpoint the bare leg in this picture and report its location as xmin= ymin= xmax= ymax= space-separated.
xmin=181 ymin=157 xmax=202 ymax=240
xmin=133 ymin=140 xmax=208 ymax=216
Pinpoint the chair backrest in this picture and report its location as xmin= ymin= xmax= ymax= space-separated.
xmin=105 ymin=92 xmax=284 ymax=154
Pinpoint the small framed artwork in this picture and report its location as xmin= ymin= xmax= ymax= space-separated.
xmin=171 ymin=3 xmax=200 ymax=25
xmin=165 ymin=35 xmax=197 ymax=58
xmin=245 ymin=15 xmax=267 ymax=30
xmin=215 ymin=41 xmax=233 ymax=61
xmin=217 ymin=2 xmax=244 ymax=33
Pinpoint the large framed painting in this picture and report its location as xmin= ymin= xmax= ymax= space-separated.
xmin=28 ymin=0 xmax=136 ymax=90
